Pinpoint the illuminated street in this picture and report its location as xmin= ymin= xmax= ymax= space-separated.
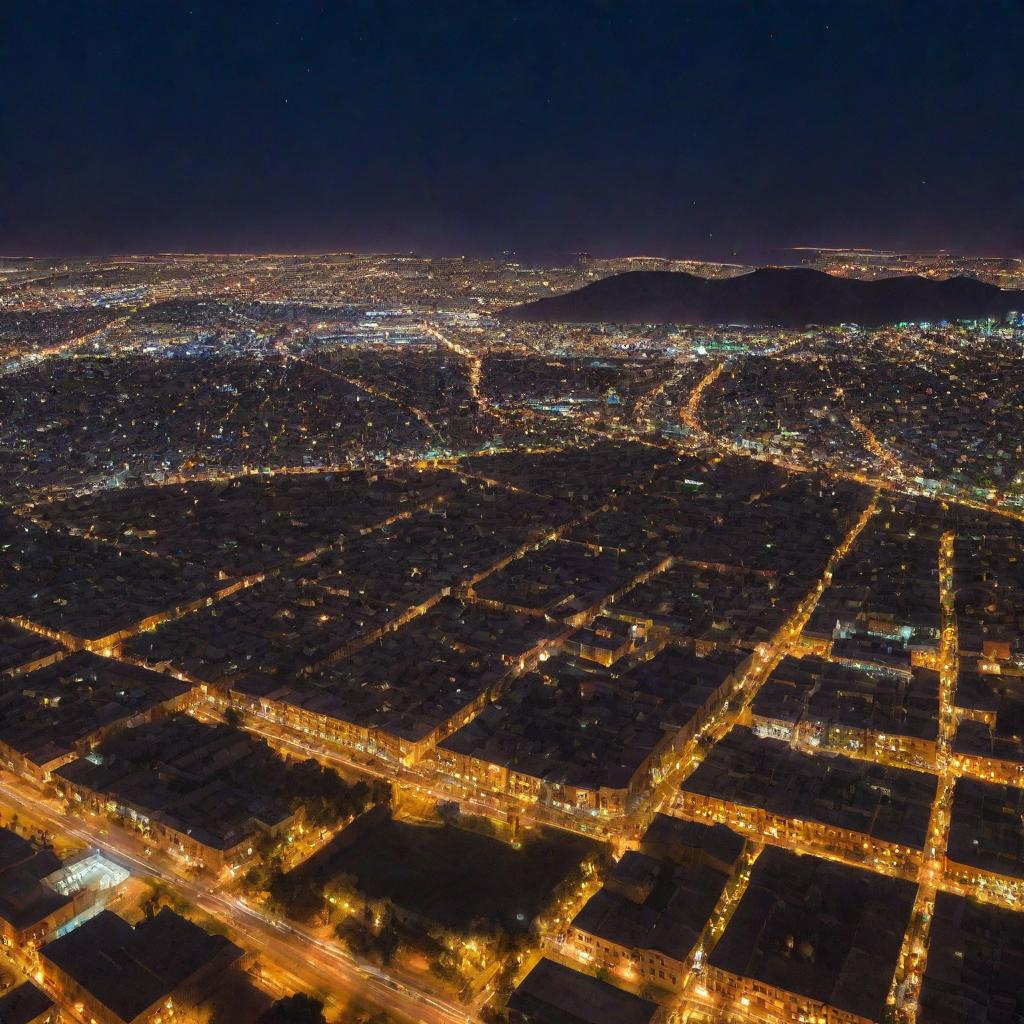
xmin=4 ymin=6 xmax=1024 ymax=1024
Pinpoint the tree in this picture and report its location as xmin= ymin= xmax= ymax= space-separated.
xmin=244 ymin=854 xmax=280 ymax=895
xmin=258 ymin=994 xmax=326 ymax=1024
xmin=377 ymin=921 xmax=399 ymax=966
xmin=283 ymin=760 xmax=382 ymax=827
xmin=336 ymin=918 xmax=375 ymax=958
xmin=267 ymin=870 xmax=325 ymax=922
xmin=368 ymin=779 xmax=392 ymax=807
xmin=142 ymin=882 xmax=193 ymax=920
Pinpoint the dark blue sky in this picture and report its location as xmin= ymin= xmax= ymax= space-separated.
xmin=3 ymin=0 xmax=1023 ymax=258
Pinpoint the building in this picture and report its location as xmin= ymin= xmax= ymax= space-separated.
xmin=568 ymin=817 xmax=746 ymax=994
xmin=562 ymin=616 xmax=641 ymax=667
xmin=39 ymin=908 xmax=246 ymax=1024
xmin=226 ymin=597 xmax=556 ymax=766
xmin=0 ymin=652 xmax=192 ymax=782
xmin=507 ymin=958 xmax=666 ymax=1024
xmin=748 ymin=654 xmax=939 ymax=769
xmin=705 ymin=847 xmax=916 ymax=1024
xmin=918 ymin=891 xmax=1024 ymax=1024
xmin=678 ymin=727 xmax=936 ymax=875
xmin=0 ymin=983 xmax=55 ymax=1024
xmin=54 ymin=717 xmax=296 ymax=872
xmin=951 ymin=659 xmax=1024 ymax=785
xmin=0 ymin=829 xmax=126 ymax=948
xmin=435 ymin=644 xmax=744 ymax=823
xmin=945 ymin=776 xmax=1024 ymax=904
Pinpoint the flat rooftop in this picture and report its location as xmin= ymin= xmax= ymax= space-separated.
xmin=440 ymin=643 xmax=745 ymax=792
xmin=0 ymin=651 xmax=190 ymax=770
xmin=754 ymin=654 xmax=939 ymax=744
xmin=439 ymin=663 xmax=663 ymax=793
xmin=0 ymin=827 xmax=70 ymax=933
xmin=0 ymin=622 xmax=61 ymax=675
xmin=919 ymin=891 xmax=1024 ymax=1024
xmin=508 ymin=957 xmax=662 ymax=1024
xmin=572 ymin=851 xmax=728 ymax=964
xmin=0 ymin=983 xmax=53 ymax=1024
xmin=681 ymin=726 xmax=937 ymax=849
xmin=243 ymin=597 xmax=555 ymax=744
xmin=708 ymin=846 xmax=916 ymax=1023
xmin=55 ymin=715 xmax=294 ymax=853
xmin=947 ymin=776 xmax=1024 ymax=880
xmin=40 ymin=908 xmax=242 ymax=1024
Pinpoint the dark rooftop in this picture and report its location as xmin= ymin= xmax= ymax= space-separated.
xmin=0 ymin=983 xmax=53 ymax=1024
xmin=0 ymin=828 xmax=69 ymax=934
xmin=681 ymin=726 xmax=937 ymax=850
xmin=919 ymin=891 xmax=1024 ymax=1024
xmin=947 ymin=777 xmax=1024 ymax=880
xmin=708 ymin=847 xmax=916 ymax=1022
xmin=40 ymin=908 xmax=243 ymax=1024
xmin=508 ymin=958 xmax=661 ymax=1024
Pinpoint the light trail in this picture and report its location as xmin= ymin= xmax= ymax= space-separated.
xmin=420 ymin=323 xmax=483 ymax=407
xmin=0 ymin=776 xmax=473 ymax=1024
xmin=679 ymin=362 xmax=725 ymax=433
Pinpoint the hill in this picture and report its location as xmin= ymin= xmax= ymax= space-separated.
xmin=496 ymin=267 xmax=1023 ymax=327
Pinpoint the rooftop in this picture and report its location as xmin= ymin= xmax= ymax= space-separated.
xmin=40 ymin=908 xmax=243 ymax=1024
xmin=508 ymin=958 xmax=662 ymax=1024
xmin=919 ymin=891 xmax=1024 ymax=1024
xmin=708 ymin=847 xmax=916 ymax=1022
xmin=681 ymin=726 xmax=937 ymax=849
xmin=947 ymin=777 xmax=1024 ymax=880
xmin=0 ymin=983 xmax=53 ymax=1024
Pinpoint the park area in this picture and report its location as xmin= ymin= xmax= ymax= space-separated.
xmin=283 ymin=810 xmax=603 ymax=934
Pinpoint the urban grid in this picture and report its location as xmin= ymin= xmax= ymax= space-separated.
xmin=0 ymin=247 xmax=1022 ymax=1024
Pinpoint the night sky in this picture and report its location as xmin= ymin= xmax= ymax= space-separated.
xmin=4 ymin=1 xmax=1023 ymax=258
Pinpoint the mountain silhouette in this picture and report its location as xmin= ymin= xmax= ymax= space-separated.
xmin=497 ymin=267 xmax=1023 ymax=327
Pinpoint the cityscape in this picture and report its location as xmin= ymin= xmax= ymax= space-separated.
xmin=0 ymin=246 xmax=1022 ymax=1024
xmin=4 ymin=4 xmax=1024 ymax=1024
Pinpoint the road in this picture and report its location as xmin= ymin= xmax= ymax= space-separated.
xmin=192 ymin=489 xmax=881 ymax=856
xmin=198 ymin=700 xmax=620 ymax=843
xmin=0 ymin=775 xmax=475 ymax=1024
xmin=419 ymin=323 xmax=483 ymax=407
xmin=886 ymin=529 xmax=961 ymax=1022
